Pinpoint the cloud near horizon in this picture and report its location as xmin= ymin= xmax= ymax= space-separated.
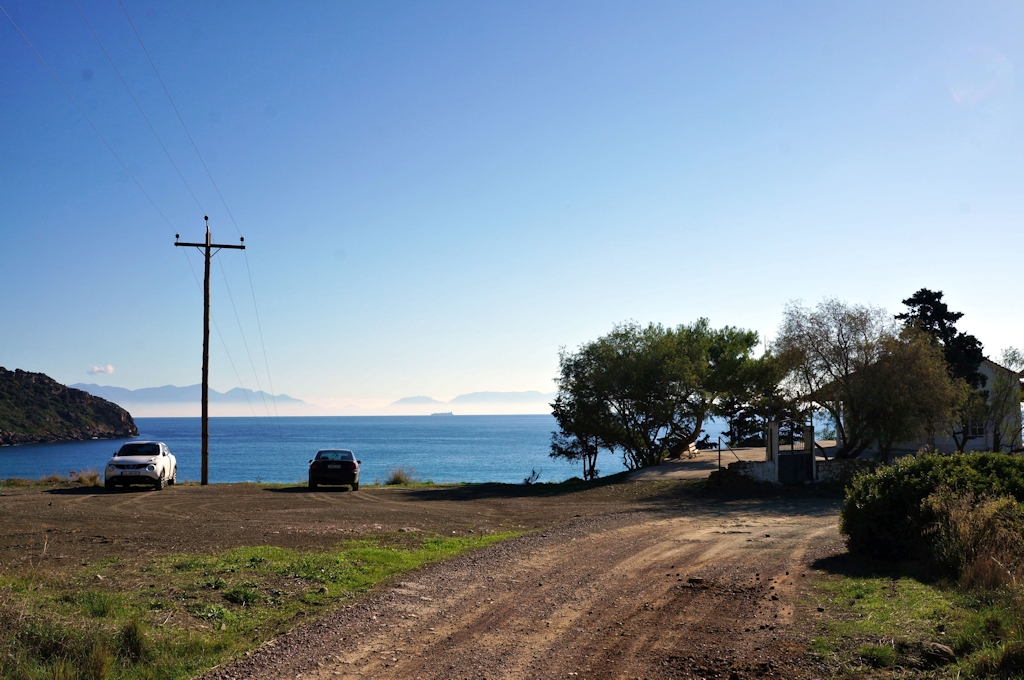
xmin=87 ymin=364 xmax=114 ymax=375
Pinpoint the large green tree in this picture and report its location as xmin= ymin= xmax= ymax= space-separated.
xmin=896 ymin=288 xmax=989 ymax=451
xmin=778 ymin=298 xmax=962 ymax=460
xmin=858 ymin=328 xmax=958 ymax=463
xmin=550 ymin=320 xmax=760 ymax=471
xmin=896 ymin=288 xmax=986 ymax=388
xmin=715 ymin=352 xmax=796 ymax=447
xmin=774 ymin=299 xmax=893 ymax=458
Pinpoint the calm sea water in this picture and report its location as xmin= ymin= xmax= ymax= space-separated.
xmin=0 ymin=415 xmax=648 ymax=484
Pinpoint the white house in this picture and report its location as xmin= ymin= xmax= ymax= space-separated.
xmin=902 ymin=358 xmax=1023 ymax=454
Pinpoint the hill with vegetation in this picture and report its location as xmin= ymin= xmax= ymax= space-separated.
xmin=0 ymin=368 xmax=137 ymax=445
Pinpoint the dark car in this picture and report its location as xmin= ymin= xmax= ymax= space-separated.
xmin=308 ymin=449 xmax=360 ymax=490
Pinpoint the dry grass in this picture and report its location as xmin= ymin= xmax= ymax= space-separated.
xmin=2 ymin=470 xmax=102 ymax=489
xmin=384 ymin=466 xmax=415 ymax=485
xmin=925 ymin=488 xmax=1024 ymax=589
xmin=71 ymin=469 xmax=102 ymax=486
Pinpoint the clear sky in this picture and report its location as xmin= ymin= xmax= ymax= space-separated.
xmin=2 ymin=1 xmax=1022 ymax=412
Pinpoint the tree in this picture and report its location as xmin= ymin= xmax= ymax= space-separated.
xmin=549 ymin=350 xmax=607 ymax=480
xmin=896 ymin=289 xmax=986 ymax=388
xmin=550 ymin=320 xmax=760 ymax=471
xmin=664 ymin=322 xmax=762 ymax=458
xmin=858 ymin=328 xmax=957 ymax=463
xmin=897 ymin=288 xmax=988 ymax=451
xmin=774 ymin=299 xmax=894 ymax=458
xmin=715 ymin=352 xmax=793 ymax=447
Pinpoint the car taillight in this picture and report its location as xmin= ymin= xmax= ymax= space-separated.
xmin=310 ymin=462 xmax=319 ymax=470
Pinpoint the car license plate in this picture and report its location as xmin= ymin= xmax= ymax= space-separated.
xmin=125 ymin=471 xmax=140 ymax=476
xmin=328 ymin=464 xmax=341 ymax=469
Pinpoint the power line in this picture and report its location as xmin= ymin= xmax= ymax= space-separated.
xmin=0 ymin=2 xmax=175 ymax=232
xmin=116 ymin=0 xmax=237 ymax=234
xmin=118 ymin=0 xmax=282 ymax=428
xmin=4 ymin=2 xmax=272 ymax=461
xmin=182 ymin=249 xmax=266 ymax=427
xmin=242 ymin=255 xmax=282 ymax=425
xmin=72 ymin=0 xmax=206 ymax=215
xmin=218 ymin=256 xmax=273 ymax=420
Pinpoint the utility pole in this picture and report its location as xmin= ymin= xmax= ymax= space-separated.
xmin=175 ymin=217 xmax=244 ymax=485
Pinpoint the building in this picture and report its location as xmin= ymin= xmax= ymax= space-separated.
xmin=900 ymin=358 xmax=1023 ymax=454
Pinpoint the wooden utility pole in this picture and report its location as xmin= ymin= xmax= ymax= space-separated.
xmin=175 ymin=217 xmax=244 ymax=485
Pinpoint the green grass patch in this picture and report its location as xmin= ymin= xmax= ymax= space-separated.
xmin=855 ymin=643 xmax=897 ymax=668
xmin=810 ymin=562 xmax=1024 ymax=677
xmin=0 ymin=531 xmax=515 ymax=679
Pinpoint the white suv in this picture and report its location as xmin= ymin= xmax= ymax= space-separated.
xmin=105 ymin=441 xmax=177 ymax=490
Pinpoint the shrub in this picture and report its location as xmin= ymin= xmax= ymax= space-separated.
xmin=840 ymin=453 xmax=1024 ymax=560
xmin=385 ymin=466 xmax=415 ymax=485
xmin=925 ymin=489 xmax=1024 ymax=589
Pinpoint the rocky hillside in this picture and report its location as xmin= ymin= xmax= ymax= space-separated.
xmin=0 ymin=368 xmax=138 ymax=446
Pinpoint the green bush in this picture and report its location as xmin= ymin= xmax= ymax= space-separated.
xmin=840 ymin=453 xmax=1024 ymax=560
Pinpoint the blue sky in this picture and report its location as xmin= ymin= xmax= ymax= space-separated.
xmin=2 ymin=1 xmax=1022 ymax=412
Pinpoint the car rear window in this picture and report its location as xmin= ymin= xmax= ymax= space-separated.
xmin=316 ymin=451 xmax=354 ymax=461
xmin=117 ymin=443 xmax=160 ymax=457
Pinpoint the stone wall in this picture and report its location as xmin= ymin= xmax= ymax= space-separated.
xmin=815 ymin=458 xmax=876 ymax=484
xmin=728 ymin=459 xmax=777 ymax=484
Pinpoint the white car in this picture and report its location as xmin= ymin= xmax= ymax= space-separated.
xmin=105 ymin=441 xmax=177 ymax=490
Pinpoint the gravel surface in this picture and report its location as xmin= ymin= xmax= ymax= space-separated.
xmin=200 ymin=499 xmax=842 ymax=680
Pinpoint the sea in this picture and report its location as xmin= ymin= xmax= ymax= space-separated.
xmin=0 ymin=415 xmax=649 ymax=485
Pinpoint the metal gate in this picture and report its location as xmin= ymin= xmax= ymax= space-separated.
xmin=778 ymin=451 xmax=813 ymax=484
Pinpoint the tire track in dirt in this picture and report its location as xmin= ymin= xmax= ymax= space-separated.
xmin=203 ymin=500 xmax=840 ymax=680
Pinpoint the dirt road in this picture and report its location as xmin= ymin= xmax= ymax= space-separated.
xmin=203 ymin=498 xmax=841 ymax=680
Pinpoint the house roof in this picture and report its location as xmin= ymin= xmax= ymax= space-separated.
xmin=982 ymin=357 xmax=1022 ymax=376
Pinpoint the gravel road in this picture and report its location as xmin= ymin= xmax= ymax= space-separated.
xmin=202 ymin=499 xmax=841 ymax=680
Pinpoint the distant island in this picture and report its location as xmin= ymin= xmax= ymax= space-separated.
xmin=0 ymin=368 xmax=138 ymax=446
xmin=431 ymin=412 xmax=454 ymax=416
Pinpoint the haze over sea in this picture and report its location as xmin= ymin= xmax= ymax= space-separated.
xmin=0 ymin=415 xmax=730 ymax=485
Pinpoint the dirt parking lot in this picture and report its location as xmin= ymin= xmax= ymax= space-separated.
xmin=0 ymin=479 xmax=843 ymax=679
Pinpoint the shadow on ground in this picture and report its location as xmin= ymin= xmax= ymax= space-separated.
xmin=263 ymin=485 xmax=358 ymax=494
xmin=46 ymin=485 xmax=156 ymax=496
xmin=811 ymin=550 xmax=935 ymax=583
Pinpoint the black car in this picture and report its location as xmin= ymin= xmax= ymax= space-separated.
xmin=308 ymin=449 xmax=360 ymax=490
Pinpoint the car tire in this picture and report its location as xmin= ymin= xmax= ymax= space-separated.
xmin=105 ymin=479 xmax=115 ymax=491
xmin=154 ymin=476 xmax=166 ymax=491
xmin=169 ymin=467 xmax=177 ymax=486
xmin=352 ymin=482 xmax=359 ymax=491
xmin=308 ymin=479 xmax=317 ymax=490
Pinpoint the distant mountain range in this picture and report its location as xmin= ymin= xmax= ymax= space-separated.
xmin=390 ymin=391 xmax=555 ymax=406
xmin=71 ymin=383 xmax=304 ymax=405
xmin=67 ymin=384 xmax=555 ymax=417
